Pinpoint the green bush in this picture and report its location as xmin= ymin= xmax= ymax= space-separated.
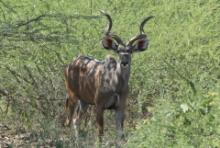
xmin=126 ymin=0 xmax=220 ymax=147
xmin=127 ymin=91 xmax=220 ymax=147
xmin=0 ymin=0 xmax=219 ymax=147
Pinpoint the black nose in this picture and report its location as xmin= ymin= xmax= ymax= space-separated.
xmin=121 ymin=61 xmax=129 ymax=67
xmin=120 ymin=53 xmax=130 ymax=66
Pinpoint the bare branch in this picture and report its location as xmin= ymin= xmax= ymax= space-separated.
xmin=0 ymin=88 xmax=11 ymax=114
xmin=0 ymin=0 xmax=16 ymax=13
xmin=0 ymin=6 xmax=6 ymax=21
xmin=164 ymin=60 xmax=197 ymax=94
xmin=16 ymin=14 xmax=47 ymax=28
xmin=15 ymin=13 xmax=100 ymax=28
xmin=23 ymin=65 xmax=38 ymax=88
xmin=0 ymin=89 xmax=8 ymax=96
xmin=6 ymin=66 xmax=32 ymax=85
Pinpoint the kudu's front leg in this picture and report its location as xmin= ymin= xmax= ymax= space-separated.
xmin=115 ymin=109 xmax=125 ymax=140
xmin=115 ymin=94 xmax=126 ymax=140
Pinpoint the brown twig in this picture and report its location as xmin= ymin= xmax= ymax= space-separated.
xmin=0 ymin=89 xmax=10 ymax=114
xmin=0 ymin=0 xmax=16 ymax=13
xmin=23 ymin=65 xmax=38 ymax=88
xmin=16 ymin=14 xmax=47 ymax=28
xmin=164 ymin=60 xmax=197 ymax=95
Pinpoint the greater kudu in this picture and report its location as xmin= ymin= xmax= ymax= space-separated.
xmin=64 ymin=11 xmax=153 ymax=141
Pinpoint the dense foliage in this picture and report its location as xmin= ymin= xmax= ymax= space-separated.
xmin=0 ymin=0 xmax=219 ymax=147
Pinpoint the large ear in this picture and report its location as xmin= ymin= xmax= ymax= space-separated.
xmin=129 ymin=35 xmax=149 ymax=52
xmin=101 ymin=35 xmax=118 ymax=50
xmin=127 ymin=16 xmax=153 ymax=52
xmin=100 ymin=11 xmax=124 ymax=51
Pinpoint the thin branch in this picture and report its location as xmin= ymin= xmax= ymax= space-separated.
xmin=24 ymin=65 xmax=38 ymax=88
xmin=15 ymin=13 xmax=100 ymax=28
xmin=16 ymin=14 xmax=47 ymax=28
xmin=0 ymin=89 xmax=8 ymax=96
xmin=6 ymin=66 xmax=32 ymax=85
xmin=5 ymin=66 xmax=21 ymax=83
xmin=47 ymin=13 xmax=100 ymax=20
xmin=0 ymin=88 xmax=11 ymax=114
xmin=0 ymin=6 xmax=6 ymax=21
xmin=0 ymin=0 xmax=16 ymax=13
xmin=164 ymin=60 xmax=197 ymax=95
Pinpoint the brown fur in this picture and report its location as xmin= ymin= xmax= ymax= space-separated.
xmin=64 ymin=55 xmax=129 ymax=140
xmin=63 ymin=12 xmax=153 ymax=142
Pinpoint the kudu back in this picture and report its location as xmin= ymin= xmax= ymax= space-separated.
xmin=64 ymin=11 xmax=153 ymax=141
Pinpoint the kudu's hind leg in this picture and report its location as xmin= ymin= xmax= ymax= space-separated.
xmin=64 ymin=94 xmax=78 ymax=127
xmin=73 ymin=100 xmax=89 ymax=139
xmin=96 ymin=107 xmax=104 ymax=143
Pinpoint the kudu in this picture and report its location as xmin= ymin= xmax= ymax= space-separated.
xmin=64 ymin=11 xmax=153 ymax=141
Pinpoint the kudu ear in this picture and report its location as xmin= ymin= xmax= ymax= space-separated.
xmin=128 ymin=16 xmax=153 ymax=52
xmin=100 ymin=11 xmax=124 ymax=51
xmin=101 ymin=35 xmax=118 ymax=50
xmin=128 ymin=35 xmax=148 ymax=52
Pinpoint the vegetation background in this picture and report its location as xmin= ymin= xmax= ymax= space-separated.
xmin=0 ymin=0 xmax=219 ymax=147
